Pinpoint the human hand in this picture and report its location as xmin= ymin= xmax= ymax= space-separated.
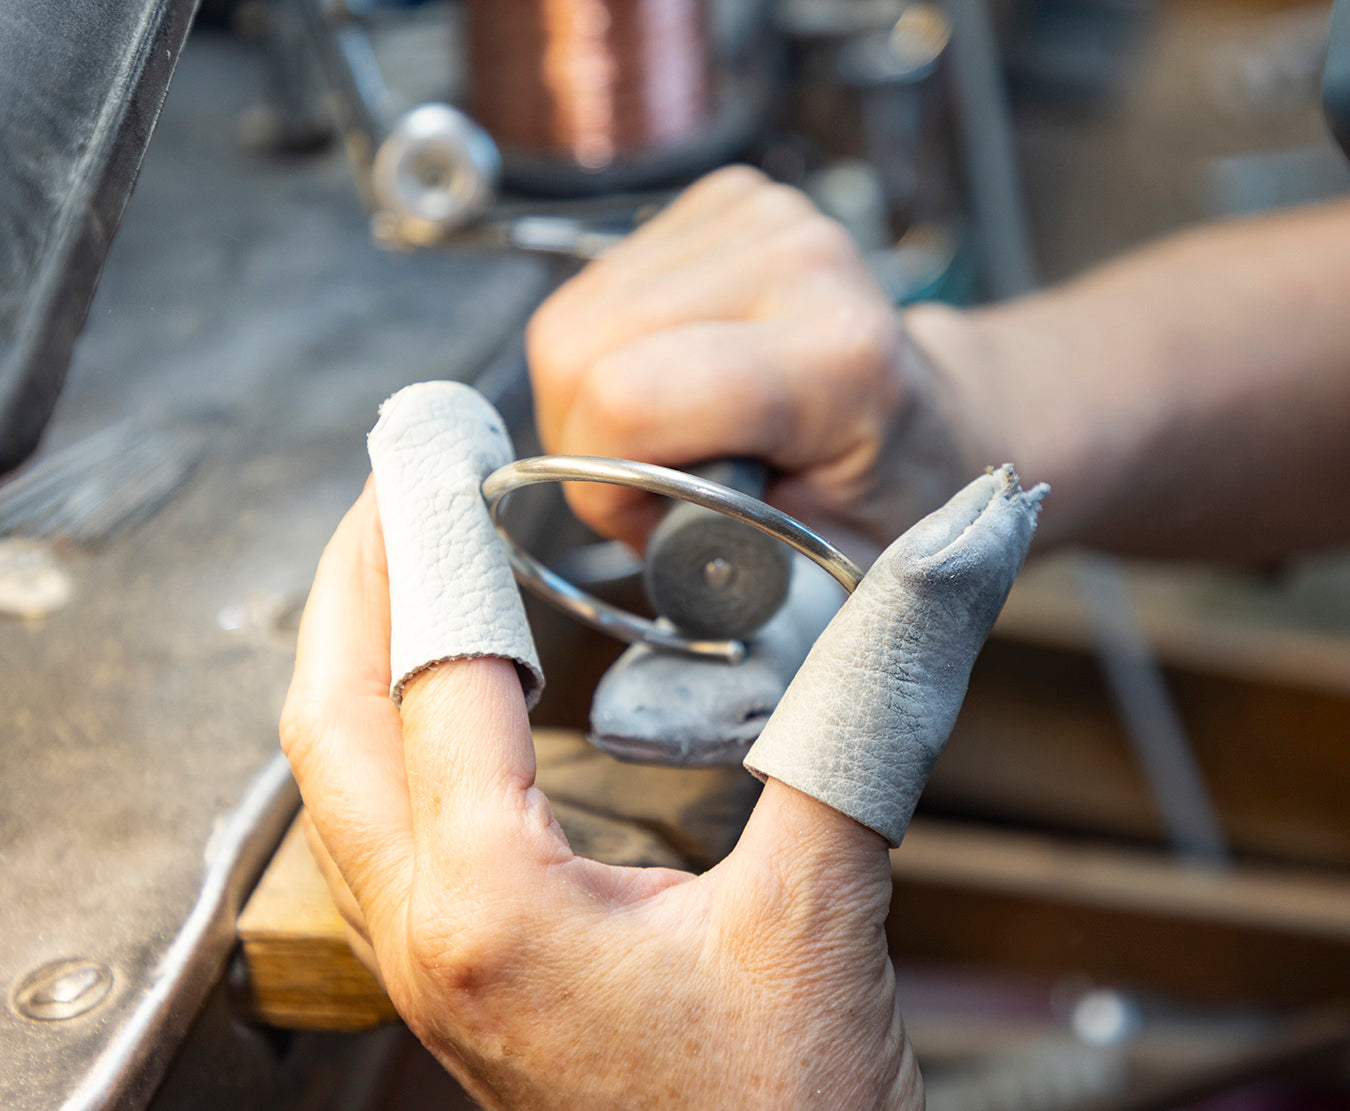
xmin=527 ymin=164 xmax=986 ymax=557
xmin=280 ymin=485 xmax=922 ymax=1110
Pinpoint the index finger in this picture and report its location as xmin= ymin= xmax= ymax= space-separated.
xmin=366 ymin=382 xmax=562 ymax=875
xmin=280 ymin=483 xmax=414 ymax=921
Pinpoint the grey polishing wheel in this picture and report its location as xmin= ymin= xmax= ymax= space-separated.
xmin=643 ymin=508 xmax=794 ymax=638
xmin=643 ymin=460 xmax=793 ymax=639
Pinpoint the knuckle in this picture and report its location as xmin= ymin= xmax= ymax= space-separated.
xmin=524 ymin=299 xmax=556 ymax=357
xmin=525 ymin=297 xmax=573 ymax=380
xmin=749 ymin=182 xmax=817 ymax=229
xmin=526 ymin=267 xmax=609 ymax=381
xmin=687 ymin=163 xmax=770 ymax=204
xmin=782 ymin=214 xmax=858 ymax=268
xmin=404 ymin=908 xmax=522 ymax=1001
xmin=840 ymin=301 xmax=903 ymax=379
xmin=278 ymin=696 xmax=319 ymax=760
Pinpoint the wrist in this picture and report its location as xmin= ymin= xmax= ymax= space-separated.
xmin=901 ymin=301 xmax=1017 ymax=479
xmin=902 ymin=299 xmax=1087 ymax=549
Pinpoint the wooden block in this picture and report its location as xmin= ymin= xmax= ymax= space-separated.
xmin=995 ymin=555 xmax=1350 ymax=695
xmin=236 ymin=818 xmax=398 ymax=1032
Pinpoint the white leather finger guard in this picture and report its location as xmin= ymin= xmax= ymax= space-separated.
xmin=368 ymin=381 xmax=544 ymax=708
xmin=744 ymin=465 xmax=1047 ymax=847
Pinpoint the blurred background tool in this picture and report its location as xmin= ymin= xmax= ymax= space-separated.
xmin=270 ymin=0 xmax=771 ymax=250
xmin=462 ymin=0 xmax=763 ymax=190
xmin=1327 ymin=0 xmax=1350 ymax=157
xmin=247 ymin=0 xmax=1049 ymax=294
xmin=0 ymin=418 xmax=216 ymax=550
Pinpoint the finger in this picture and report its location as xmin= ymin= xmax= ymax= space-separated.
xmin=552 ymin=311 xmax=902 ymax=544
xmin=716 ymin=774 xmax=895 ymax=967
xmin=280 ymin=483 xmax=414 ymax=925
xmin=303 ymin=810 xmax=370 ymax=945
xmin=396 ymin=656 xmax=699 ymax=910
xmin=649 ymin=164 xmax=772 ymax=227
xmin=598 ymin=164 xmax=783 ymax=274
xmin=397 ymin=654 xmax=567 ymax=878
xmin=306 ymin=815 xmax=387 ymax=984
xmin=735 ymin=778 xmax=892 ymax=894
xmin=533 ymin=229 xmax=778 ymax=420
xmin=368 ymin=382 xmax=568 ymax=892
xmin=587 ymin=171 xmax=822 ymax=293
xmin=707 ymin=777 xmax=896 ymax=974
xmin=529 ymin=177 xmax=838 ymax=448
xmin=341 ymin=921 xmax=384 ymax=989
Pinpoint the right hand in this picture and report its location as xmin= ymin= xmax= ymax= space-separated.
xmin=527 ymin=165 xmax=986 ymax=559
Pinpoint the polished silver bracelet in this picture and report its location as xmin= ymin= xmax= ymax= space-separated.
xmin=482 ymin=455 xmax=862 ymax=662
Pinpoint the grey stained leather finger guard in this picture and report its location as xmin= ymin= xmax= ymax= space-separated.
xmin=368 ymin=381 xmax=544 ymax=707
xmin=744 ymin=466 xmax=1047 ymax=847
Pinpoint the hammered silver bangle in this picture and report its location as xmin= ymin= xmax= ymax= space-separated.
xmin=482 ymin=455 xmax=863 ymax=663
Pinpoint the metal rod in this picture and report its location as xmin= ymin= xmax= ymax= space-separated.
xmin=1075 ymin=554 xmax=1231 ymax=866
xmin=942 ymin=0 xmax=1038 ymax=298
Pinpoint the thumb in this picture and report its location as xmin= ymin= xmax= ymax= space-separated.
xmin=734 ymin=466 xmax=1047 ymax=889
xmin=733 ymin=777 xmax=893 ymax=902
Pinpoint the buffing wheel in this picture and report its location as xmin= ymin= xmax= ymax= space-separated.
xmin=643 ymin=503 xmax=793 ymax=640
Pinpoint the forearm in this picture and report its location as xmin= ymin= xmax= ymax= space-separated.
xmin=908 ymin=200 xmax=1350 ymax=559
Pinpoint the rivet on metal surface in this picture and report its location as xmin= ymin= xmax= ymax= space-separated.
xmin=11 ymin=959 xmax=113 ymax=1021
xmin=0 ymin=538 xmax=73 ymax=620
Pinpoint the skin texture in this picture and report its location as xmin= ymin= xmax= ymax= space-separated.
xmin=745 ymin=467 xmax=1046 ymax=846
xmin=531 ymin=167 xmax=1350 ymax=562
xmin=527 ymin=165 xmax=974 ymax=565
xmin=907 ymin=198 xmax=1350 ymax=558
xmin=286 ymin=170 xmax=1350 ymax=1106
xmin=281 ymin=485 xmax=923 ymax=1110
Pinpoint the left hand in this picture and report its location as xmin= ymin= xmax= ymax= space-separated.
xmin=280 ymin=484 xmax=924 ymax=1110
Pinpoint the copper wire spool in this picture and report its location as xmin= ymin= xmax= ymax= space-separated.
xmin=467 ymin=0 xmax=714 ymax=173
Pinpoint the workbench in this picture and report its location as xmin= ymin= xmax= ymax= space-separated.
xmin=6 ymin=3 xmax=1350 ymax=1106
xmin=0 ymin=35 xmax=556 ymax=1110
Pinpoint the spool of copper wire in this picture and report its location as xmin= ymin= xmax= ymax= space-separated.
xmin=466 ymin=0 xmax=714 ymax=175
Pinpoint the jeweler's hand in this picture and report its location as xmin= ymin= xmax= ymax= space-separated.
xmin=281 ymin=485 xmax=922 ymax=1111
xmin=527 ymin=164 xmax=983 ymax=557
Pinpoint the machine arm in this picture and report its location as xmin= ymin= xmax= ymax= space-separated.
xmin=1326 ymin=0 xmax=1350 ymax=159
xmin=0 ymin=0 xmax=200 ymax=474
